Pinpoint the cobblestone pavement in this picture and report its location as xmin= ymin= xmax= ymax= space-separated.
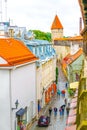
xmin=29 ymin=63 xmax=70 ymax=130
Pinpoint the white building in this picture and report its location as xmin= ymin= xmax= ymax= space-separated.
xmin=0 ymin=37 xmax=38 ymax=130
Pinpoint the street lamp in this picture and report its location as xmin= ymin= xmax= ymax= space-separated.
xmin=12 ymin=100 xmax=19 ymax=110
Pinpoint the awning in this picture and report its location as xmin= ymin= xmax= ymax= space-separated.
xmin=65 ymin=124 xmax=76 ymax=130
xmin=66 ymin=115 xmax=76 ymax=125
xmin=16 ymin=108 xmax=25 ymax=116
xmin=70 ymin=82 xmax=79 ymax=89
xmin=70 ymin=102 xmax=77 ymax=109
xmin=69 ymin=108 xmax=77 ymax=116
xmin=53 ymin=83 xmax=57 ymax=93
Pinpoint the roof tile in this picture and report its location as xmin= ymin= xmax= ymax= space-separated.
xmin=51 ymin=15 xmax=63 ymax=29
xmin=62 ymin=48 xmax=83 ymax=69
xmin=0 ymin=38 xmax=38 ymax=66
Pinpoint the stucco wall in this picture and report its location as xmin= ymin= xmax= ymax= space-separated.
xmin=0 ymin=69 xmax=11 ymax=130
xmin=54 ymin=46 xmax=70 ymax=60
xmin=51 ymin=29 xmax=63 ymax=40
xmin=36 ymin=66 xmax=42 ymax=99
xmin=0 ymin=62 xmax=37 ymax=130
xmin=36 ymin=57 xmax=56 ymax=108
xmin=11 ymin=63 xmax=37 ymax=129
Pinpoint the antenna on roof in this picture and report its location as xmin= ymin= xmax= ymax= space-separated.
xmin=0 ymin=0 xmax=2 ymax=22
xmin=5 ymin=0 xmax=7 ymax=22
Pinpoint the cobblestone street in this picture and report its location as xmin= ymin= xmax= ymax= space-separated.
xmin=29 ymin=63 xmax=70 ymax=130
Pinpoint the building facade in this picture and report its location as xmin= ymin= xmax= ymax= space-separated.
xmin=62 ymin=48 xmax=84 ymax=83
xmin=24 ymin=39 xmax=57 ymax=113
xmin=76 ymin=1 xmax=87 ymax=129
xmin=0 ymin=37 xmax=38 ymax=130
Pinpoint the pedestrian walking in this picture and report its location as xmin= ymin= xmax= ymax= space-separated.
xmin=57 ymin=89 xmax=61 ymax=97
xmin=64 ymin=98 xmax=67 ymax=105
xmin=61 ymin=104 xmax=65 ymax=115
xmin=59 ymin=107 xmax=62 ymax=116
xmin=48 ymin=107 xmax=52 ymax=116
xmin=67 ymin=98 xmax=71 ymax=107
xmin=53 ymin=107 xmax=58 ymax=117
xmin=62 ymin=107 xmax=64 ymax=115
xmin=61 ymin=89 xmax=66 ymax=97
xmin=65 ymin=82 xmax=68 ymax=88
xmin=66 ymin=105 xmax=70 ymax=116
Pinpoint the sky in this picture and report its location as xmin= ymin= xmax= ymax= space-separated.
xmin=1 ymin=0 xmax=83 ymax=36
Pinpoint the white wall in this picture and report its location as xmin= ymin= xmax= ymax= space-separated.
xmin=0 ymin=70 xmax=11 ymax=130
xmin=0 ymin=62 xmax=37 ymax=130
xmin=36 ymin=67 xmax=42 ymax=99
xmin=11 ymin=63 xmax=37 ymax=130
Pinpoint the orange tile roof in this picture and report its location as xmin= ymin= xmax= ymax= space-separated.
xmin=0 ymin=38 xmax=38 ymax=67
xmin=54 ymin=35 xmax=83 ymax=41
xmin=62 ymin=48 xmax=83 ymax=69
xmin=51 ymin=15 xmax=63 ymax=30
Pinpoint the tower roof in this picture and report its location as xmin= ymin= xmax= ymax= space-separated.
xmin=51 ymin=15 xmax=63 ymax=30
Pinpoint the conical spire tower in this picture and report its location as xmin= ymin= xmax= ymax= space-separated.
xmin=51 ymin=15 xmax=63 ymax=41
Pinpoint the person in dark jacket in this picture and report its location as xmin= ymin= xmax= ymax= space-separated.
xmin=48 ymin=107 xmax=52 ymax=116
xmin=54 ymin=107 xmax=58 ymax=116
xmin=66 ymin=106 xmax=70 ymax=116
xmin=61 ymin=105 xmax=65 ymax=115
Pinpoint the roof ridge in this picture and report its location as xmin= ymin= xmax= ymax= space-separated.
xmin=51 ymin=15 xmax=63 ymax=29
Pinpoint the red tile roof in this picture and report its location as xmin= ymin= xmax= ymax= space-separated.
xmin=54 ymin=35 xmax=83 ymax=41
xmin=51 ymin=15 xmax=63 ymax=30
xmin=0 ymin=38 xmax=38 ymax=67
xmin=62 ymin=48 xmax=83 ymax=69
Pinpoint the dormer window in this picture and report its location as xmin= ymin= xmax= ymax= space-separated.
xmin=49 ymin=45 xmax=52 ymax=52
xmin=33 ymin=47 xmax=35 ymax=55
xmin=36 ymin=47 xmax=39 ymax=57
xmin=43 ymin=46 xmax=46 ymax=54
xmin=41 ymin=46 xmax=44 ymax=55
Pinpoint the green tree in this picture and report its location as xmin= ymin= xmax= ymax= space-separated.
xmin=30 ymin=30 xmax=51 ymax=42
xmin=56 ymin=67 xmax=58 ymax=84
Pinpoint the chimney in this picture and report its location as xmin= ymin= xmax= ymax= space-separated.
xmin=79 ymin=17 xmax=82 ymax=34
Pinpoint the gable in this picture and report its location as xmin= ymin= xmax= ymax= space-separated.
xmin=0 ymin=57 xmax=7 ymax=64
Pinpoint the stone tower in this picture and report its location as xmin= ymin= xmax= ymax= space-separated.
xmin=51 ymin=15 xmax=63 ymax=41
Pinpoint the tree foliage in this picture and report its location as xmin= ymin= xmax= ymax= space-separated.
xmin=56 ymin=67 xmax=58 ymax=84
xmin=31 ymin=30 xmax=51 ymax=42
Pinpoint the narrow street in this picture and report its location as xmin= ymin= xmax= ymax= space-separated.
xmin=30 ymin=63 xmax=69 ymax=130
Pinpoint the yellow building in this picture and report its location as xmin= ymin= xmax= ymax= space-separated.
xmin=37 ymin=58 xmax=56 ymax=108
xmin=75 ymin=0 xmax=87 ymax=129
